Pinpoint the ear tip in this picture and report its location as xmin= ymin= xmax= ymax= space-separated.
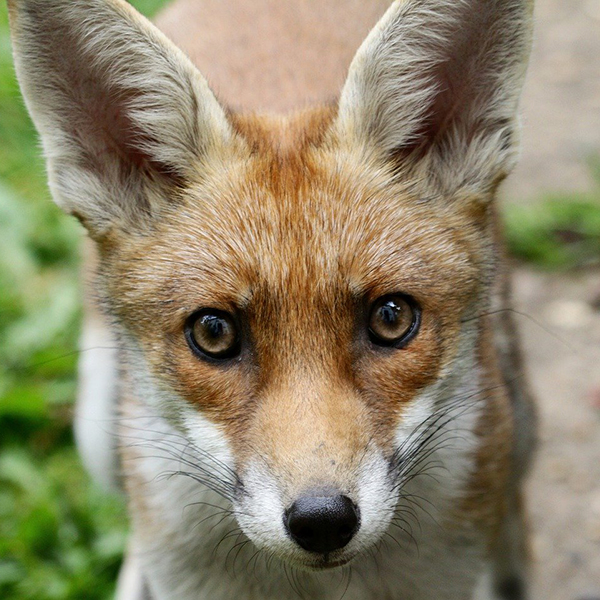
xmin=6 ymin=0 xmax=138 ymax=18
xmin=6 ymin=0 xmax=19 ymax=19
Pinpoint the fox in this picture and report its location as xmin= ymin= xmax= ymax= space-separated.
xmin=7 ymin=0 xmax=538 ymax=599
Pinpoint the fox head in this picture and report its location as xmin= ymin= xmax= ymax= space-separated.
xmin=9 ymin=0 xmax=532 ymax=571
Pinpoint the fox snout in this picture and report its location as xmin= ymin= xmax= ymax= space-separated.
xmin=235 ymin=447 xmax=394 ymax=570
xmin=233 ymin=376 xmax=398 ymax=568
xmin=230 ymin=379 xmax=376 ymax=564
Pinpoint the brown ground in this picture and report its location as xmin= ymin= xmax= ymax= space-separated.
xmin=516 ymin=269 xmax=600 ymax=599
xmin=506 ymin=1 xmax=600 ymax=597
xmin=503 ymin=0 xmax=600 ymax=200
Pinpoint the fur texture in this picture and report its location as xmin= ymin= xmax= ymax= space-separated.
xmin=7 ymin=0 xmax=537 ymax=598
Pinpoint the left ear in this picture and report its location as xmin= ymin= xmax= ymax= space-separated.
xmin=335 ymin=0 xmax=534 ymax=195
xmin=7 ymin=0 xmax=233 ymax=237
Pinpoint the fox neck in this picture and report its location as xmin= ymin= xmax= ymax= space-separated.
xmin=154 ymin=0 xmax=392 ymax=114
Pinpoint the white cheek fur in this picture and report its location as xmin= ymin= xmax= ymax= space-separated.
xmin=393 ymin=329 xmax=484 ymax=519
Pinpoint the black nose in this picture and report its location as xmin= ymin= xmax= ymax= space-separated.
xmin=285 ymin=494 xmax=359 ymax=554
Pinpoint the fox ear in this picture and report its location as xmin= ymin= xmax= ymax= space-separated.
xmin=336 ymin=0 xmax=533 ymax=195
xmin=7 ymin=0 xmax=232 ymax=236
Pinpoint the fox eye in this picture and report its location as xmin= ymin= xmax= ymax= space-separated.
xmin=185 ymin=309 xmax=240 ymax=360
xmin=368 ymin=294 xmax=421 ymax=348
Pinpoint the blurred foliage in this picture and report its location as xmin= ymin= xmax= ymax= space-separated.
xmin=504 ymin=157 xmax=600 ymax=269
xmin=0 ymin=449 xmax=127 ymax=600
xmin=0 ymin=0 xmax=598 ymax=597
xmin=0 ymin=1 xmax=169 ymax=599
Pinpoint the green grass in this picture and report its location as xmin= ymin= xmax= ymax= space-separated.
xmin=0 ymin=1 xmax=599 ymax=598
xmin=0 ymin=2 xmax=170 ymax=599
xmin=504 ymin=157 xmax=600 ymax=270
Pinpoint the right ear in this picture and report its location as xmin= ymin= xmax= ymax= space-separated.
xmin=335 ymin=0 xmax=533 ymax=197
xmin=7 ymin=0 xmax=232 ymax=237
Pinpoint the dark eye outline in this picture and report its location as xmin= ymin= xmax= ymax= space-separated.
xmin=367 ymin=294 xmax=422 ymax=349
xmin=184 ymin=308 xmax=241 ymax=361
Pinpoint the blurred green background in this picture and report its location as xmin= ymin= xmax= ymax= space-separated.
xmin=0 ymin=0 xmax=599 ymax=599
xmin=0 ymin=2 xmax=170 ymax=599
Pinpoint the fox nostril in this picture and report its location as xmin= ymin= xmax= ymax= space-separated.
xmin=285 ymin=494 xmax=359 ymax=554
xmin=338 ymin=523 xmax=353 ymax=541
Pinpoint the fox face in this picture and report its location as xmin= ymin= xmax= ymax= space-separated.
xmin=8 ymin=0 xmax=532 ymax=575
xmin=105 ymin=109 xmax=488 ymax=568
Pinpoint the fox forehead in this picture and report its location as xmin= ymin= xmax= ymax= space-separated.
xmin=107 ymin=108 xmax=483 ymax=323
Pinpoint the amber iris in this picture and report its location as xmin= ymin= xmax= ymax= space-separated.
xmin=186 ymin=309 xmax=239 ymax=360
xmin=368 ymin=294 xmax=420 ymax=348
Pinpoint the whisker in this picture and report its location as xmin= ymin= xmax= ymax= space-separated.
xmin=8 ymin=345 xmax=119 ymax=372
xmin=386 ymin=375 xmax=523 ymax=550
xmin=212 ymin=526 xmax=243 ymax=559
xmin=338 ymin=565 xmax=353 ymax=600
xmin=461 ymin=306 xmax=577 ymax=353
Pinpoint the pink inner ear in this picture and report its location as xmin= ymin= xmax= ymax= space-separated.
xmin=15 ymin=0 xmax=221 ymax=184
xmin=65 ymin=68 xmax=186 ymax=186
xmin=337 ymin=0 xmax=531 ymax=174
xmin=398 ymin=4 xmax=516 ymax=158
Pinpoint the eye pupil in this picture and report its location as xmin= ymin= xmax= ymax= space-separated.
xmin=380 ymin=304 xmax=397 ymax=325
xmin=203 ymin=316 xmax=224 ymax=339
xmin=368 ymin=294 xmax=420 ymax=348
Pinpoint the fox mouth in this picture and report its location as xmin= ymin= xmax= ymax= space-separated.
xmin=296 ymin=552 xmax=357 ymax=572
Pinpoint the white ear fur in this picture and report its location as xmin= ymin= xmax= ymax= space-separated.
xmin=8 ymin=0 xmax=232 ymax=235
xmin=336 ymin=0 xmax=534 ymax=194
